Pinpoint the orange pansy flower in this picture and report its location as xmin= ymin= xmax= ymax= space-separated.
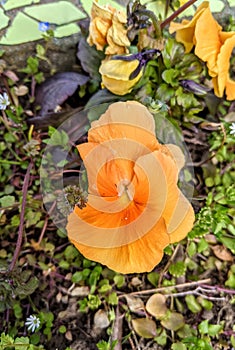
xmin=66 ymin=101 xmax=195 ymax=273
xmin=87 ymin=0 xmax=130 ymax=55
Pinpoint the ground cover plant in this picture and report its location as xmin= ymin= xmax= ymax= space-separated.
xmin=0 ymin=0 xmax=235 ymax=349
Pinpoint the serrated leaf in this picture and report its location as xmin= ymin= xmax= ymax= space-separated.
xmin=169 ymin=261 xmax=186 ymax=277
xmin=0 ymin=195 xmax=15 ymax=208
xmin=132 ymin=318 xmax=157 ymax=338
xmin=14 ymin=337 xmax=29 ymax=350
xmin=146 ymin=294 xmax=168 ymax=319
xmin=161 ymin=312 xmax=185 ymax=331
xmin=35 ymin=72 xmax=89 ymax=116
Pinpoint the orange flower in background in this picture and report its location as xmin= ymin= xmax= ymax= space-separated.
xmin=66 ymin=101 xmax=195 ymax=274
xmin=169 ymin=1 xmax=235 ymax=100
xmin=87 ymin=0 xmax=130 ymax=55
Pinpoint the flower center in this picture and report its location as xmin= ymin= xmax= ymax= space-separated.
xmin=117 ymin=178 xmax=133 ymax=202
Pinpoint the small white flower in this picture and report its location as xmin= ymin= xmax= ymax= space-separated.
xmin=229 ymin=123 xmax=235 ymax=135
xmin=0 ymin=92 xmax=10 ymax=110
xmin=25 ymin=315 xmax=40 ymax=332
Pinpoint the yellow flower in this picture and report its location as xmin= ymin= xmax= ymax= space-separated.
xmin=87 ymin=1 xmax=130 ymax=55
xmin=99 ymin=58 xmax=143 ymax=95
xmin=169 ymin=1 xmax=235 ymax=100
xmin=66 ymin=101 xmax=195 ymax=274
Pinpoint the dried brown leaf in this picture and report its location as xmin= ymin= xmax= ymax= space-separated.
xmin=132 ymin=318 xmax=157 ymax=339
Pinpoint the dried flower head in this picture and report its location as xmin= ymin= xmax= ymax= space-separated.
xmin=87 ymin=1 xmax=130 ymax=55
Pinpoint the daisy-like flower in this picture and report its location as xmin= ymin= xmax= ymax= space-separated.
xmin=67 ymin=101 xmax=195 ymax=274
xmin=0 ymin=92 xmax=10 ymax=110
xmin=229 ymin=123 xmax=235 ymax=135
xmin=25 ymin=315 xmax=40 ymax=332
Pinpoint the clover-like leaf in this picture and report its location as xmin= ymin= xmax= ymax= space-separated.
xmin=35 ymin=72 xmax=89 ymax=116
xmin=145 ymin=293 xmax=168 ymax=319
xmin=132 ymin=318 xmax=157 ymax=339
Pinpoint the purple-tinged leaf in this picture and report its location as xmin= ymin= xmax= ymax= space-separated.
xmin=35 ymin=72 xmax=89 ymax=116
xmin=77 ymin=37 xmax=104 ymax=81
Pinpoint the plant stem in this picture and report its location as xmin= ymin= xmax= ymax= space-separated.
xmin=9 ymin=162 xmax=33 ymax=272
xmin=119 ymin=278 xmax=211 ymax=297
xmin=161 ymin=0 xmax=198 ymax=29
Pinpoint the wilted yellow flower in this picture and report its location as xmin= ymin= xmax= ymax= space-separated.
xmin=99 ymin=58 xmax=143 ymax=95
xmin=169 ymin=1 xmax=235 ymax=100
xmin=87 ymin=1 xmax=130 ymax=55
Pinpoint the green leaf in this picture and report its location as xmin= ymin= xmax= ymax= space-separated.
xmin=169 ymin=261 xmax=186 ymax=277
xmin=220 ymin=237 xmax=235 ymax=254
xmin=106 ymin=292 xmax=118 ymax=306
xmin=171 ymin=343 xmax=187 ymax=350
xmin=185 ymin=295 xmax=202 ymax=314
xmin=2 ymin=0 xmax=40 ymax=10
xmin=0 ymin=195 xmax=15 ymax=207
xmin=162 ymin=69 xmax=179 ymax=86
xmin=161 ymin=312 xmax=185 ymax=331
xmin=147 ymin=272 xmax=159 ymax=287
xmin=113 ymin=274 xmax=125 ymax=288
xmin=132 ymin=318 xmax=157 ymax=339
xmin=14 ymin=337 xmax=30 ymax=350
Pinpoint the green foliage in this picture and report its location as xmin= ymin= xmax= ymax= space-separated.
xmin=0 ymin=333 xmax=45 ymax=350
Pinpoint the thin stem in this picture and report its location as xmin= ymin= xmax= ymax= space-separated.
xmin=9 ymin=162 xmax=33 ymax=272
xmin=135 ymin=9 xmax=162 ymax=38
xmin=161 ymin=0 xmax=198 ymax=29
xmin=119 ymin=278 xmax=211 ymax=298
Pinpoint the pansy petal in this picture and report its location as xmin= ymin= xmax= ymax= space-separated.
xmin=167 ymin=192 xmax=195 ymax=243
xmin=67 ymin=150 xmax=169 ymax=249
xmin=215 ymin=35 xmax=235 ymax=100
xmin=194 ymin=7 xmax=222 ymax=77
xmin=91 ymin=101 xmax=156 ymax=136
xmin=169 ymin=2 xmax=209 ymax=53
xmin=225 ymin=77 xmax=235 ymax=101
xmin=69 ymin=217 xmax=169 ymax=274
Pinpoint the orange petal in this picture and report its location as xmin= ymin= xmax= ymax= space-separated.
xmin=67 ymin=151 xmax=170 ymax=249
xmin=215 ymin=35 xmax=235 ymax=100
xmin=89 ymin=101 xmax=157 ymax=144
xmin=69 ymin=217 xmax=169 ymax=273
xmin=169 ymin=2 xmax=210 ymax=53
xmin=168 ymin=192 xmax=195 ymax=243
xmin=225 ymin=77 xmax=235 ymax=101
xmin=154 ymin=149 xmax=194 ymax=242
xmin=194 ymin=7 xmax=222 ymax=77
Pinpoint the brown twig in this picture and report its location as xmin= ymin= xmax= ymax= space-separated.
xmin=9 ymin=162 xmax=33 ymax=272
xmin=161 ymin=0 xmax=198 ymax=29
xmin=158 ymin=244 xmax=181 ymax=287
xmin=119 ymin=278 xmax=211 ymax=298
